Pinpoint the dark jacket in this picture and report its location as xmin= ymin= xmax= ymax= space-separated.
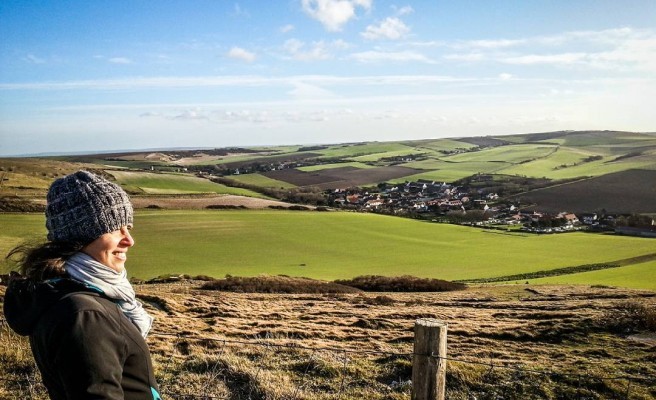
xmin=3 ymin=276 xmax=161 ymax=400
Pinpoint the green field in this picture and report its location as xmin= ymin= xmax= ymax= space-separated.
xmin=442 ymin=144 xmax=558 ymax=164
xmin=108 ymin=171 xmax=265 ymax=197
xmin=349 ymin=149 xmax=430 ymax=162
xmin=2 ymin=211 xmax=654 ymax=290
xmin=499 ymin=154 xmax=656 ymax=179
xmin=410 ymin=138 xmax=478 ymax=152
xmin=390 ymin=160 xmax=510 ymax=182
xmin=227 ymin=173 xmax=296 ymax=188
xmin=316 ymin=142 xmax=416 ymax=158
xmin=525 ymin=260 xmax=656 ymax=290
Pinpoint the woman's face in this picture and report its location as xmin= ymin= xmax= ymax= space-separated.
xmin=82 ymin=226 xmax=135 ymax=272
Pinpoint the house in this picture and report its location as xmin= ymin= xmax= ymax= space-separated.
xmin=559 ymin=213 xmax=580 ymax=225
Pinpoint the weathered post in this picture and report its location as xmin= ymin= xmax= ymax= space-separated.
xmin=412 ymin=318 xmax=447 ymax=400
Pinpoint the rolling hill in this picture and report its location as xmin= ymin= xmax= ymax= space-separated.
xmin=1 ymin=130 xmax=655 ymax=214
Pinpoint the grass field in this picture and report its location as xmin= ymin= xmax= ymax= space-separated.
xmin=525 ymin=260 xmax=656 ymax=290
xmin=500 ymin=154 xmax=656 ymax=179
xmin=390 ymin=160 xmax=510 ymax=182
xmin=2 ymin=211 xmax=654 ymax=289
xmin=349 ymin=149 xmax=429 ymax=162
xmin=410 ymin=138 xmax=478 ymax=152
xmin=226 ymin=173 xmax=297 ymax=188
xmin=442 ymin=144 xmax=558 ymax=164
xmin=108 ymin=171 xmax=266 ymax=197
xmin=316 ymin=142 xmax=415 ymax=158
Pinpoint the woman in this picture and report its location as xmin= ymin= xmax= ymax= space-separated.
xmin=4 ymin=171 xmax=161 ymax=400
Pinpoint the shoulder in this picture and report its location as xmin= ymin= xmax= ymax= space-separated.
xmin=58 ymin=291 xmax=116 ymax=311
xmin=44 ymin=292 xmax=123 ymax=332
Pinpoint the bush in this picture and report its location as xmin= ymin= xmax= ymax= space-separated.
xmin=0 ymin=197 xmax=45 ymax=212
xmin=335 ymin=275 xmax=467 ymax=292
xmin=598 ymin=300 xmax=656 ymax=333
xmin=201 ymin=275 xmax=361 ymax=294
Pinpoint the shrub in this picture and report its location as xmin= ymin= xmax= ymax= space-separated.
xmin=0 ymin=197 xmax=45 ymax=212
xmin=598 ymin=300 xmax=656 ymax=333
xmin=201 ymin=275 xmax=361 ymax=294
xmin=287 ymin=205 xmax=309 ymax=211
xmin=335 ymin=275 xmax=467 ymax=292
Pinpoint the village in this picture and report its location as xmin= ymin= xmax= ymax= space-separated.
xmin=325 ymin=179 xmax=656 ymax=237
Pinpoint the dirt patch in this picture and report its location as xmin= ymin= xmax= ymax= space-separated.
xmin=628 ymin=332 xmax=656 ymax=344
xmin=263 ymin=166 xmax=422 ymax=189
xmin=510 ymin=169 xmax=656 ymax=213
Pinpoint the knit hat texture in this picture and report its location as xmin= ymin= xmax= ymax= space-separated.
xmin=46 ymin=171 xmax=133 ymax=243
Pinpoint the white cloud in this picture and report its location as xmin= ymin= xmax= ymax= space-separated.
xmin=443 ymin=53 xmax=486 ymax=62
xmin=301 ymin=0 xmax=372 ymax=32
xmin=331 ymin=39 xmax=351 ymax=50
xmin=350 ymin=50 xmax=434 ymax=63
xmin=280 ymin=24 xmax=295 ymax=33
xmin=499 ymin=73 xmax=513 ymax=80
xmin=444 ymin=28 xmax=656 ymax=72
xmin=139 ymin=112 xmax=161 ymax=118
xmin=287 ymin=81 xmax=338 ymax=100
xmin=108 ymin=57 xmax=132 ymax=64
xmin=458 ymin=39 xmax=527 ymax=49
xmin=230 ymin=3 xmax=250 ymax=18
xmin=24 ymin=54 xmax=46 ymax=64
xmin=361 ymin=17 xmax=410 ymax=40
xmin=173 ymin=109 xmax=208 ymax=120
xmin=227 ymin=47 xmax=257 ymax=63
xmin=394 ymin=5 xmax=414 ymax=16
xmin=282 ymin=39 xmax=348 ymax=61
xmin=0 ymin=74 xmax=474 ymax=91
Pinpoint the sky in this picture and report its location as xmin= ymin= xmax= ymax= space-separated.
xmin=1 ymin=1 xmax=655 ymax=156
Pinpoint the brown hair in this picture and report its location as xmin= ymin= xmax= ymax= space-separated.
xmin=6 ymin=241 xmax=84 ymax=281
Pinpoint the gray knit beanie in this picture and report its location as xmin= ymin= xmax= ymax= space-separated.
xmin=45 ymin=171 xmax=133 ymax=243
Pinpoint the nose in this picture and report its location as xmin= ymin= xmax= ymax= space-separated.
xmin=120 ymin=226 xmax=135 ymax=247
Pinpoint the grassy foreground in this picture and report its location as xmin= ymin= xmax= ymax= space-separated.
xmin=1 ymin=210 xmax=655 ymax=289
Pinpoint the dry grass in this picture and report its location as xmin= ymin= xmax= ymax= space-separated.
xmin=0 ymin=319 xmax=48 ymax=399
xmin=2 ymin=284 xmax=656 ymax=399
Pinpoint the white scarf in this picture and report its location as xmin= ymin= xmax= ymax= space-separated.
xmin=64 ymin=252 xmax=153 ymax=338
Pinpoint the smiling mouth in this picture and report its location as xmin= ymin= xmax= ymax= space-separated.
xmin=113 ymin=252 xmax=127 ymax=261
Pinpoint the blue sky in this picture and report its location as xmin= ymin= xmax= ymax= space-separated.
xmin=1 ymin=0 xmax=655 ymax=155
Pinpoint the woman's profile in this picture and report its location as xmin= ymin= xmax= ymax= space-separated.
xmin=4 ymin=170 xmax=161 ymax=400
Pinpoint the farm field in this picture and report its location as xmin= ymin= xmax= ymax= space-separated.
xmin=108 ymin=170 xmax=267 ymax=197
xmin=348 ymin=149 xmax=430 ymax=162
xmin=441 ymin=144 xmax=557 ymax=164
xmin=526 ymin=260 xmax=656 ymax=290
xmin=263 ymin=166 xmax=421 ymax=189
xmin=314 ymin=142 xmax=417 ymax=158
xmin=2 ymin=210 xmax=655 ymax=289
xmin=509 ymin=169 xmax=656 ymax=214
xmin=297 ymin=162 xmax=375 ymax=172
xmin=410 ymin=138 xmax=478 ymax=152
xmin=395 ymin=160 xmax=510 ymax=182
xmin=499 ymin=154 xmax=656 ymax=180
xmin=220 ymin=173 xmax=297 ymax=189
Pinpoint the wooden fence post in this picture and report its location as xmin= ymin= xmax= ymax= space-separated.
xmin=412 ymin=318 xmax=447 ymax=400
